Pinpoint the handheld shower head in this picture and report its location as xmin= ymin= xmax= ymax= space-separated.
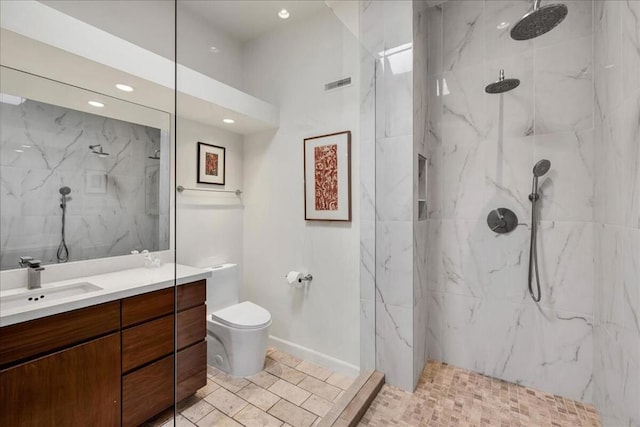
xmin=59 ymin=186 xmax=71 ymax=196
xmin=511 ymin=0 xmax=568 ymax=41
xmin=533 ymin=159 xmax=551 ymax=177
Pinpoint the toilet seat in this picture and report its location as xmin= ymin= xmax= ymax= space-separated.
xmin=211 ymin=301 xmax=271 ymax=330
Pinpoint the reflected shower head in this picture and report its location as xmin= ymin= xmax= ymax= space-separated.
xmin=485 ymin=69 xmax=520 ymax=94
xmin=511 ymin=0 xmax=568 ymax=41
xmin=533 ymin=159 xmax=551 ymax=177
xmin=89 ymin=144 xmax=110 ymax=158
xmin=59 ymin=186 xmax=71 ymax=196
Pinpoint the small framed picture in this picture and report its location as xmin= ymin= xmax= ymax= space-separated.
xmin=197 ymin=142 xmax=225 ymax=185
xmin=304 ymin=131 xmax=351 ymax=221
xmin=85 ymin=170 xmax=107 ymax=194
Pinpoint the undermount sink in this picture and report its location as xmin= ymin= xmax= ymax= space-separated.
xmin=0 ymin=282 xmax=103 ymax=312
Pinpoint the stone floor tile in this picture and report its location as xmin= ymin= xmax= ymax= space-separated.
xmin=298 ymin=376 xmax=341 ymax=401
xmin=203 ymin=387 xmax=248 ymax=417
xmin=180 ymin=398 xmax=216 ymax=424
xmin=247 ymin=369 xmax=280 ymax=389
xmin=269 ymin=349 xmax=302 ymax=368
xmin=268 ymin=379 xmax=312 ymax=406
xmin=268 ymin=399 xmax=317 ymax=427
xmin=237 ymin=382 xmax=281 ymax=411
xmin=265 ymin=360 xmax=309 ymax=385
xmin=207 ymin=365 xmax=250 ymax=393
xmin=301 ymin=394 xmax=333 ymax=418
xmin=325 ymin=372 xmax=355 ymax=390
xmin=195 ymin=379 xmax=221 ymax=399
xmin=234 ymin=404 xmax=284 ymax=427
xmin=295 ymin=360 xmax=333 ymax=381
xmin=197 ymin=409 xmax=243 ymax=427
xmin=160 ymin=414 xmax=195 ymax=427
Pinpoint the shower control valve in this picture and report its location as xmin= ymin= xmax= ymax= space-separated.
xmin=487 ymin=208 xmax=518 ymax=234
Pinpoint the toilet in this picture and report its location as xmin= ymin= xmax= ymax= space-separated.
xmin=205 ymin=263 xmax=271 ymax=377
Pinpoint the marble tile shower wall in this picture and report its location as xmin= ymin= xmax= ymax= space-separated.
xmin=424 ymin=0 xmax=597 ymax=402
xmin=593 ymin=1 xmax=640 ymax=426
xmin=360 ymin=0 xmax=418 ymax=391
xmin=0 ymin=99 xmax=163 ymax=270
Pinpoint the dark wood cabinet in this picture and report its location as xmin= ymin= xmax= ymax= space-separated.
xmin=0 ymin=280 xmax=207 ymax=427
xmin=0 ymin=333 xmax=121 ymax=427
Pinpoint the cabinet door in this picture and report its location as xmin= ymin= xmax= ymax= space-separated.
xmin=0 ymin=333 xmax=121 ymax=427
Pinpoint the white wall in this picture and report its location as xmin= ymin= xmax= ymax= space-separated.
xmin=175 ymin=118 xmax=243 ymax=268
xmin=242 ymin=9 xmax=361 ymax=372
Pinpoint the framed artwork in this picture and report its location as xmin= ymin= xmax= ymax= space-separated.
xmin=197 ymin=142 xmax=225 ymax=185
xmin=304 ymin=130 xmax=351 ymax=221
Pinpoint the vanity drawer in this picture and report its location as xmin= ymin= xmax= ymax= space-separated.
xmin=122 ymin=287 xmax=174 ymax=327
xmin=122 ymin=354 xmax=174 ymax=427
xmin=0 ymin=301 xmax=120 ymax=366
xmin=177 ymin=304 xmax=206 ymax=350
xmin=122 ymin=314 xmax=174 ymax=373
xmin=177 ymin=341 xmax=207 ymax=402
xmin=177 ymin=280 xmax=206 ymax=311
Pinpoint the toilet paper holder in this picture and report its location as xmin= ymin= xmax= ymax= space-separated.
xmin=284 ymin=272 xmax=313 ymax=283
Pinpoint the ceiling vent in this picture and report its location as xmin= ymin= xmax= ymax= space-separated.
xmin=324 ymin=77 xmax=352 ymax=91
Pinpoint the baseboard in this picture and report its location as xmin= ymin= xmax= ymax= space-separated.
xmin=268 ymin=335 xmax=360 ymax=378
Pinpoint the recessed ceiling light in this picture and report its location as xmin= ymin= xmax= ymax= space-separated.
xmin=115 ymin=83 xmax=134 ymax=92
xmin=209 ymin=46 xmax=220 ymax=53
xmin=15 ymin=149 xmax=24 ymax=153
xmin=278 ymin=9 xmax=290 ymax=19
xmin=497 ymin=21 xmax=510 ymax=30
xmin=223 ymin=118 xmax=235 ymax=124
xmin=88 ymin=101 xmax=104 ymax=108
xmin=21 ymin=144 xmax=31 ymax=148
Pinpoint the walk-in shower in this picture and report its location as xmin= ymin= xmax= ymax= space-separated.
xmin=527 ymin=159 xmax=551 ymax=302
xmin=510 ymin=0 xmax=568 ymax=41
xmin=57 ymin=186 xmax=70 ymax=263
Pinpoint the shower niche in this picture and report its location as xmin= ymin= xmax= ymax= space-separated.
xmin=418 ymin=154 xmax=427 ymax=221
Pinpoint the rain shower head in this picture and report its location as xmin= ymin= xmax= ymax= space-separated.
xmin=510 ymin=0 xmax=568 ymax=41
xmin=59 ymin=186 xmax=71 ymax=196
xmin=485 ymin=69 xmax=520 ymax=94
xmin=533 ymin=159 xmax=551 ymax=177
xmin=89 ymin=144 xmax=109 ymax=158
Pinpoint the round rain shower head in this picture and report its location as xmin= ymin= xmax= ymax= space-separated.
xmin=485 ymin=69 xmax=520 ymax=94
xmin=59 ymin=186 xmax=71 ymax=196
xmin=533 ymin=159 xmax=551 ymax=177
xmin=510 ymin=1 xmax=568 ymax=41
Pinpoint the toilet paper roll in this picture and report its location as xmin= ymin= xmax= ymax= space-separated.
xmin=286 ymin=271 xmax=303 ymax=285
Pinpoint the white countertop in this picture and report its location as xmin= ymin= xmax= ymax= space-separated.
xmin=0 ymin=263 xmax=211 ymax=327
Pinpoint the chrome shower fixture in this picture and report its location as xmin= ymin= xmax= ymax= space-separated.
xmin=148 ymin=149 xmax=161 ymax=160
xmin=485 ymin=69 xmax=520 ymax=94
xmin=527 ymin=159 xmax=551 ymax=302
xmin=511 ymin=0 xmax=568 ymax=41
xmin=89 ymin=144 xmax=109 ymax=157
xmin=57 ymin=186 xmax=71 ymax=263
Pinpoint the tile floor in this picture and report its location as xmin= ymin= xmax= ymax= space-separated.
xmin=144 ymin=348 xmax=355 ymax=427
xmin=359 ymin=361 xmax=601 ymax=427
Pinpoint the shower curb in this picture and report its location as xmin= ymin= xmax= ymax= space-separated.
xmin=318 ymin=370 xmax=385 ymax=427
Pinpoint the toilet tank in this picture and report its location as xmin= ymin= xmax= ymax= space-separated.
xmin=206 ymin=263 xmax=239 ymax=315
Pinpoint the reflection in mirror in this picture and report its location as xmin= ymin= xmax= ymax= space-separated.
xmin=0 ymin=67 xmax=170 ymax=270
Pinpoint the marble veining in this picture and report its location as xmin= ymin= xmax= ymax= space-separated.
xmin=0 ymin=99 xmax=168 ymax=270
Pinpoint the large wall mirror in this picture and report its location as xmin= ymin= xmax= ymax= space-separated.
xmin=0 ymin=67 xmax=171 ymax=270
xmin=0 ymin=0 xmax=177 ymax=271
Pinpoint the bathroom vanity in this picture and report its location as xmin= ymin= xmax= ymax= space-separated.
xmin=0 ymin=265 xmax=210 ymax=427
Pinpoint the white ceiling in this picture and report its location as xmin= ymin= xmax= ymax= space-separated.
xmin=179 ymin=0 xmax=329 ymax=43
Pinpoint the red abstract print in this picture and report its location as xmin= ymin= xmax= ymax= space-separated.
xmin=205 ymin=152 xmax=218 ymax=176
xmin=314 ymin=144 xmax=338 ymax=211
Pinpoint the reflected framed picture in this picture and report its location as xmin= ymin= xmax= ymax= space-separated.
xmin=304 ymin=131 xmax=351 ymax=221
xmin=197 ymin=142 xmax=225 ymax=185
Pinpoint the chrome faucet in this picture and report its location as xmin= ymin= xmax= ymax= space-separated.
xmin=19 ymin=257 xmax=45 ymax=289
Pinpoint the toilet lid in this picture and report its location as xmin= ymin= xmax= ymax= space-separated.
xmin=211 ymin=301 xmax=271 ymax=329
